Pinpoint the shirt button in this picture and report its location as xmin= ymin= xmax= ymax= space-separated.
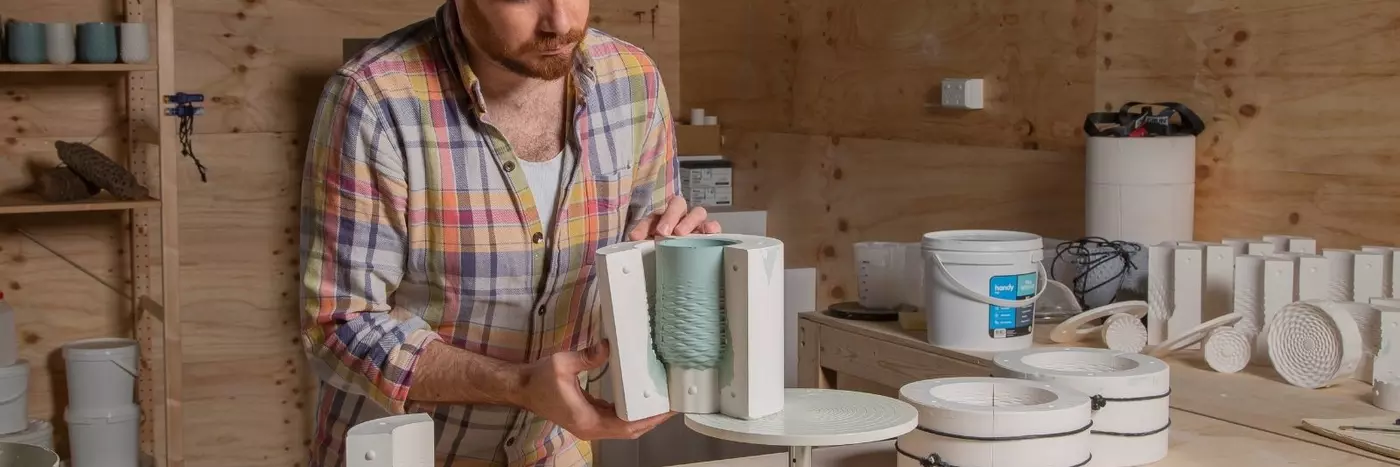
xmin=503 ymin=161 xmax=516 ymax=172
xmin=538 ymin=305 xmax=547 ymax=316
xmin=532 ymin=232 xmax=544 ymax=244
xmin=505 ymin=436 xmax=515 ymax=447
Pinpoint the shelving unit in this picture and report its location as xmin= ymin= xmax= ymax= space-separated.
xmin=1 ymin=0 xmax=181 ymax=466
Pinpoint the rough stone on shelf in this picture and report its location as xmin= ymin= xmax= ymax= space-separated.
xmin=54 ymin=141 xmax=150 ymax=200
xmin=33 ymin=166 xmax=100 ymax=202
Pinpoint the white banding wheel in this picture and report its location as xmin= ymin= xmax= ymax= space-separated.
xmin=1268 ymin=301 xmax=1364 ymax=389
xmin=1146 ymin=313 xmax=1243 ymax=358
xmin=1101 ymin=313 xmax=1148 ymax=353
xmin=1203 ymin=327 xmax=1252 ymax=374
xmin=993 ymin=348 xmax=1171 ymax=467
xmin=684 ymin=388 xmax=917 ymax=467
xmin=1374 ymin=379 xmax=1400 ymax=411
xmin=896 ymin=377 xmax=1092 ymax=467
xmin=1050 ymin=301 xmax=1148 ymax=344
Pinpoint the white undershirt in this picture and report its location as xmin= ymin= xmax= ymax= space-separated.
xmin=519 ymin=148 xmax=569 ymax=240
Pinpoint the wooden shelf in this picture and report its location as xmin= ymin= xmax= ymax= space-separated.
xmin=0 ymin=63 xmax=157 ymax=73
xmin=0 ymin=192 xmax=160 ymax=215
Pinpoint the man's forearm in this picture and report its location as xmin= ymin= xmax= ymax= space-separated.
xmin=407 ymin=340 xmax=527 ymax=407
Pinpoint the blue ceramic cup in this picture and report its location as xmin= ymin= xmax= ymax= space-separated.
xmin=6 ymin=21 xmax=46 ymax=64
xmin=76 ymin=22 xmax=118 ymax=64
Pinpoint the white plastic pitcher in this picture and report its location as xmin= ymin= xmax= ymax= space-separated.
xmin=922 ymin=230 xmax=1047 ymax=351
xmin=63 ymin=338 xmax=138 ymax=411
xmin=66 ymin=405 xmax=139 ymax=467
xmin=0 ymin=361 xmax=28 ymax=436
xmin=0 ymin=441 xmax=59 ymax=467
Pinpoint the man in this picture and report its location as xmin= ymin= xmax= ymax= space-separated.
xmin=298 ymin=0 xmax=719 ymax=465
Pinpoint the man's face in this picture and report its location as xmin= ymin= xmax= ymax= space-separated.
xmin=458 ymin=0 xmax=590 ymax=80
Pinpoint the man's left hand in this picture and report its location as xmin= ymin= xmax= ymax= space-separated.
xmin=628 ymin=196 xmax=721 ymax=241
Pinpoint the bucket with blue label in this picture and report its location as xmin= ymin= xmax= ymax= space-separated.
xmin=921 ymin=230 xmax=1047 ymax=352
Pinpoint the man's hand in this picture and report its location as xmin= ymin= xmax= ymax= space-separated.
xmin=628 ymin=196 xmax=721 ymax=241
xmin=515 ymin=340 xmax=674 ymax=440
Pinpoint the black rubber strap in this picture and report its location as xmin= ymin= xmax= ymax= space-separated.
xmin=895 ymin=442 xmax=1093 ymax=467
xmin=914 ymin=421 xmax=1092 ymax=442
xmin=1094 ymin=419 xmax=1171 ymax=438
xmin=1089 ymin=389 xmax=1172 ymax=411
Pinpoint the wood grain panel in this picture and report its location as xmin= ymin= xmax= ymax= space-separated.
xmin=726 ymin=130 xmax=1083 ymax=309
xmin=1097 ymin=0 xmax=1400 ymax=248
xmin=678 ymin=0 xmax=799 ymax=129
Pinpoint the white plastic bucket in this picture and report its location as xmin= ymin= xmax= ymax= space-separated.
xmin=0 ymin=420 xmax=53 ymax=451
xmin=922 ymin=230 xmax=1046 ymax=351
xmin=62 ymin=338 xmax=138 ymax=410
xmin=66 ymin=405 xmax=140 ymax=467
xmin=0 ymin=361 xmax=28 ymax=436
xmin=0 ymin=441 xmax=59 ymax=467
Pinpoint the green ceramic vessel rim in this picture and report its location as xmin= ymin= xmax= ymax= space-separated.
xmin=656 ymin=237 xmax=739 ymax=249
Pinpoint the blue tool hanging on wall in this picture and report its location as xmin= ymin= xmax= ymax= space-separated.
xmin=164 ymin=92 xmax=209 ymax=182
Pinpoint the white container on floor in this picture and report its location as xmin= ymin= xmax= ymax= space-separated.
xmin=0 ymin=419 xmax=53 ymax=450
xmin=63 ymin=338 xmax=138 ymax=410
xmin=0 ymin=292 xmax=16 ymax=367
xmin=0 ymin=361 xmax=29 ymax=436
xmin=66 ymin=404 xmax=140 ymax=467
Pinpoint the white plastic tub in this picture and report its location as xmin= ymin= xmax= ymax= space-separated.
xmin=0 ymin=420 xmax=52 ymax=451
xmin=0 ymin=361 xmax=28 ymax=436
xmin=922 ymin=230 xmax=1047 ymax=352
xmin=66 ymin=405 xmax=140 ymax=467
xmin=63 ymin=338 xmax=138 ymax=410
xmin=0 ymin=441 xmax=59 ymax=467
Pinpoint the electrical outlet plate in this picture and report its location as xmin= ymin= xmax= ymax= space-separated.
xmin=941 ymin=78 xmax=984 ymax=109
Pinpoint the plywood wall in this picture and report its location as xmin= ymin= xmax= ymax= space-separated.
xmin=683 ymin=0 xmax=1400 ymax=307
xmin=2 ymin=0 xmax=679 ymax=466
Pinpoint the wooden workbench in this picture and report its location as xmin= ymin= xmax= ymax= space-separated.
xmin=678 ymin=311 xmax=1400 ymax=466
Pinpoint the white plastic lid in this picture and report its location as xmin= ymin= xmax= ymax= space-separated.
xmin=62 ymin=337 xmax=138 ymax=362
xmin=66 ymin=404 xmax=141 ymax=424
xmin=922 ymin=230 xmax=1043 ymax=253
xmin=0 ymin=359 xmax=29 ymax=379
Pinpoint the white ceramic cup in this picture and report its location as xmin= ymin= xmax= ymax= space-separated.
xmin=45 ymin=23 xmax=75 ymax=65
xmin=119 ymin=22 xmax=148 ymax=64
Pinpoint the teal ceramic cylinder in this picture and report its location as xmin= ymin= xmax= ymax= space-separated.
xmin=76 ymin=22 xmax=118 ymax=64
xmin=653 ymin=238 xmax=734 ymax=370
xmin=6 ymin=21 xmax=46 ymax=64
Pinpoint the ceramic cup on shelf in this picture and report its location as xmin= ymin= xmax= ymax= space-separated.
xmin=5 ymin=20 xmax=46 ymax=64
xmin=118 ymin=22 xmax=148 ymax=64
xmin=76 ymin=22 xmax=117 ymax=63
xmin=44 ymin=23 xmax=75 ymax=65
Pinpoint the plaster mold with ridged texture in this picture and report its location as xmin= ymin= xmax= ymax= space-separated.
xmin=1232 ymin=255 xmax=1265 ymax=338
xmin=993 ymin=349 xmax=1171 ymax=467
xmin=1268 ymin=301 xmax=1364 ymax=389
xmin=1049 ymin=301 xmax=1147 ymax=345
xmin=1102 ymin=313 xmax=1148 ymax=353
xmin=1370 ymin=298 xmax=1400 ymax=410
xmin=1147 ymin=243 xmax=1174 ymax=345
xmin=1204 ymin=327 xmax=1252 ymax=374
xmin=1323 ymin=249 xmax=1357 ymax=302
xmin=1147 ymin=313 xmax=1242 ymax=358
xmin=896 ymin=377 xmax=1092 ymax=467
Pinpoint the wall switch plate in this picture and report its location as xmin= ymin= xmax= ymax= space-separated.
xmin=940 ymin=78 xmax=984 ymax=109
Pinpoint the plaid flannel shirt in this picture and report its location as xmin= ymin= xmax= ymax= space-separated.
xmin=298 ymin=3 xmax=678 ymax=465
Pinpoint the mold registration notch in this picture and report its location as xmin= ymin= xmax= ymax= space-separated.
xmin=597 ymin=234 xmax=785 ymax=422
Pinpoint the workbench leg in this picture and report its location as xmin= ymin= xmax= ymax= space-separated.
xmin=798 ymin=319 xmax=837 ymax=389
xmin=789 ymin=446 xmax=812 ymax=467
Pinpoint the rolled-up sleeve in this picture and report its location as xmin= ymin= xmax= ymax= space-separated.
xmin=298 ymin=72 xmax=440 ymax=414
xmin=627 ymin=70 xmax=682 ymax=229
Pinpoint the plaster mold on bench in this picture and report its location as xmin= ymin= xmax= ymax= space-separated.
xmin=1254 ymin=257 xmax=1297 ymax=365
xmin=1233 ymin=255 xmax=1266 ymax=337
xmin=896 ymin=377 xmax=1092 ymax=467
xmin=992 ymin=349 xmax=1170 ymax=467
xmin=1360 ymin=247 xmax=1398 ymax=299
xmin=1204 ymin=327 xmax=1252 ymax=374
xmin=1369 ymin=298 xmax=1400 ymax=411
xmin=1325 ymin=302 xmax=1381 ymax=382
xmin=597 ymin=234 xmax=785 ymax=421
xmin=1203 ymin=244 xmax=1237 ymax=322
xmin=1147 ymin=243 xmax=1175 ymax=345
xmin=1354 ymin=251 xmax=1387 ymax=304
xmin=1170 ymin=246 xmax=1204 ymax=348
xmin=1323 ymin=249 xmax=1358 ymax=301
xmin=1263 ymin=234 xmax=1317 ymax=255
xmin=1102 ymin=313 xmax=1148 ymax=353
xmin=1146 ymin=313 xmax=1242 ymax=358
xmin=1247 ymin=241 xmax=1277 ymax=256
xmin=1293 ymin=254 xmax=1331 ymax=302
xmin=1221 ymin=238 xmax=1251 ymax=255
xmin=1048 ymin=301 xmax=1146 ymax=345
xmin=1267 ymin=301 xmax=1364 ymax=389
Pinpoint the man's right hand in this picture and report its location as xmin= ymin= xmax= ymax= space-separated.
xmin=515 ymin=340 xmax=674 ymax=440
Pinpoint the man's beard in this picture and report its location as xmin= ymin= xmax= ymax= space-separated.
xmin=461 ymin=3 xmax=586 ymax=80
